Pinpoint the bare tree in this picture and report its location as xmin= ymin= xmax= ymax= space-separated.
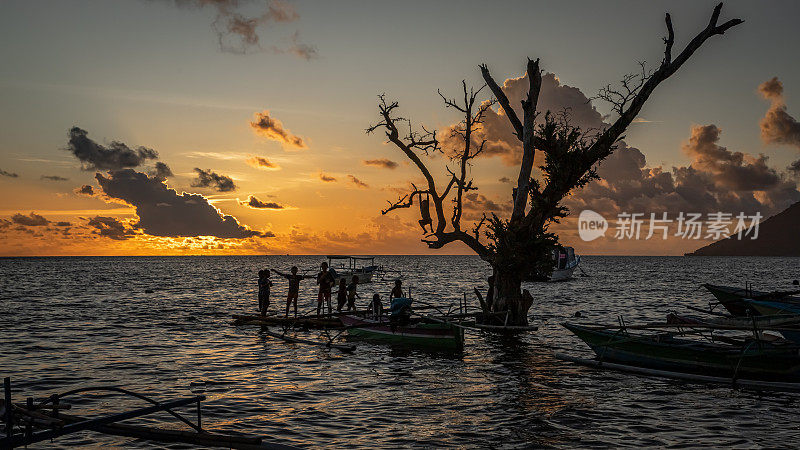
xmin=368 ymin=4 xmax=742 ymax=325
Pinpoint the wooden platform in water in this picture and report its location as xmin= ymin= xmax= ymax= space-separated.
xmin=232 ymin=314 xmax=344 ymax=329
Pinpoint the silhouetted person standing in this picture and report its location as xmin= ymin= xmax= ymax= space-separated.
xmin=336 ymin=278 xmax=347 ymax=312
xmin=346 ymin=275 xmax=359 ymax=311
xmin=272 ymin=267 xmax=311 ymax=318
xmin=257 ymin=269 xmax=272 ymax=316
xmin=316 ymin=262 xmax=335 ymax=316
xmin=369 ymin=293 xmax=383 ymax=320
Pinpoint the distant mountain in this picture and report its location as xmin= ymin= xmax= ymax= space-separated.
xmin=686 ymin=201 xmax=800 ymax=256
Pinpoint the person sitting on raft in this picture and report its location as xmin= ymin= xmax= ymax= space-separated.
xmin=346 ymin=275 xmax=359 ymax=311
xmin=257 ymin=269 xmax=272 ymax=316
xmin=336 ymin=278 xmax=347 ymax=312
xmin=368 ymin=293 xmax=383 ymax=320
xmin=272 ymin=266 xmax=312 ymax=318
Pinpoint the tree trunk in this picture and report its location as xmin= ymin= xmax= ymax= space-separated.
xmin=489 ymin=268 xmax=532 ymax=325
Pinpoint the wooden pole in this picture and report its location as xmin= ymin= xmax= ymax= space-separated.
xmin=25 ymin=398 xmax=33 ymax=441
xmin=4 ymin=377 xmax=12 ymax=440
xmin=196 ymin=399 xmax=202 ymax=432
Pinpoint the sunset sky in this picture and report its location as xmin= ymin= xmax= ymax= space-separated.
xmin=2 ymin=0 xmax=800 ymax=256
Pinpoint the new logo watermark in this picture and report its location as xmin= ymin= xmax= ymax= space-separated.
xmin=577 ymin=211 xmax=762 ymax=242
xmin=578 ymin=210 xmax=608 ymax=241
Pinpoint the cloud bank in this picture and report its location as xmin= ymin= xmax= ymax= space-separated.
xmin=96 ymin=169 xmax=261 ymax=238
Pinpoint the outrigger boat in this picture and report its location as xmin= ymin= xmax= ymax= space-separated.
xmin=703 ymin=283 xmax=800 ymax=316
xmin=340 ymin=314 xmax=464 ymax=350
xmin=326 ymin=256 xmax=378 ymax=284
xmin=561 ymin=322 xmax=800 ymax=386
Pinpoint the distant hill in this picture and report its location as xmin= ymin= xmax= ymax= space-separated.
xmin=686 ymin=201 xmax=800 ymax=256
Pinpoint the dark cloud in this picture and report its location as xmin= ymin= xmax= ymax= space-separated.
xmin=242 ymin=195 xmax=284 ymax=209
xmin=684 ymin=125 xmax=781 ymax=191
xmin=439 ymin=71 xmax=799 ymax=223
xmin=0 ymin=169 xmax=18 ymax=178
xmin=86 ymin=216 xmax=137 ymax=240
xmin=41 ymin=175 xmax=69 ymax=181
xmin=96 ymin=169 xmax=260 ymax=238
xmin=759 ymin=77 xmax=800 ymax=148
xmin=191 ymin=168 xmax=236 ymax=192
xmin=563 ymin=125 xmax=800 ymax=219
xmin=53 ymin=221 xmax=71 ymax=227
xmin=246 ymin=156 xmax=280 ymax=170
xmin=12 ymin=212 xmax=49 ymax=226
xmin=447 ymin=72 xmax=606 ymax=166
xmin=362 ymin=158 xmax=398 ymax=169
xmin=348 ymin=174 xmax=369 ymax=188
xmin=76 ymin=185 xmax=95 ymax=196
xmin=66 ymin=127 xmax=158 ymax=171
xmin=319 ymin=173 xmax=336 ymax=182
xmin=498 ymin=176 xmax=512 ymax=183
xmin=250 ymin=111 xmax=308 ymax=149
xmin=464 ymin=193 xmax=511 ymax=213
xmin=759 ymin=77 xmax=784 ymax=101
xmin=169 ymin=0 xmax=307 ymax=55
xmin=758 ymin=77 xmax=800 ymax=173
xmin=150 ymin=162 xmax=174 ymax=179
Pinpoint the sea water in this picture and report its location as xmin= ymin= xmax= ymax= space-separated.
xmin=2 ymin=255 xmax=799 ymax=448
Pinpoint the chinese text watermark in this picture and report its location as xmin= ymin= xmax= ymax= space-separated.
xmin=578 ymin=210 xmax=762 ymax=241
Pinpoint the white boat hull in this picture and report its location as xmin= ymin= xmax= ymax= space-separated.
xmin=549 ymin=266 xmax=576 ymax=281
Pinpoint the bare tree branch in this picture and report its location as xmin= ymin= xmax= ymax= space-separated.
xmin=663 ymin=13 xmax=675 ymax=65
xmin=586 ymin=2 xmax=743 ymax=165
xmin=512 ymin=58 xmax=543 ymax=222
xmin=369 ymin=89 xmax=491 ymax=256
xmin=479 ymin=64 xmax=523 ymax=140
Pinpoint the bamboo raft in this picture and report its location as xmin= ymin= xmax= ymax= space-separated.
xmin=0 ymin=377 xmax=297 ymax=449
xmin=232 ymin=314 xmax=344 ymax=329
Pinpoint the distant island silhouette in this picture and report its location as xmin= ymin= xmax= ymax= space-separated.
xmin=686 ymin=201 xmax=800 ymax=256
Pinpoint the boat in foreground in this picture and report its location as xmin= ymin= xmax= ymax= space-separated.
xmin=562 ymin=322 xmax=800 ymax=382
xmin=340 ymin=314 xmax=464 ymax=350
xmin=704 ymin=283 xmax=800 ymax=316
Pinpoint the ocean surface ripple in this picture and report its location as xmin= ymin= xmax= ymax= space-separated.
xmin=2 ymin=255 xmax=800 ymax=448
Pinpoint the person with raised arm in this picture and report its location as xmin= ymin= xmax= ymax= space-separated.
xmin=272 ymin=266 xmax=313 ymax=318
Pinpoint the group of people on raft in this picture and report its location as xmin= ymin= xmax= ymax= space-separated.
xmin=257 ymin=262 xmax=404 ymax=318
